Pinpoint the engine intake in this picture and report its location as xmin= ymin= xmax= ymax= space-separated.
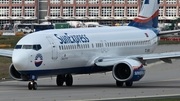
xmin=9 ymin=64 xmax=21 ymax=80
xmin=114 ymin=63 xmax=132 ymax=80
xmin=9 ymin=63 xmax=29 ymax=81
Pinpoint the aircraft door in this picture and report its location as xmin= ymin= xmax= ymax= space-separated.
xmin=101 ymin=40 xmax=108 ymax=53
xmin=46 ymin=36 xmax=58 ymax=60
xmin=104 ymin=40 xmax=108 ymax=52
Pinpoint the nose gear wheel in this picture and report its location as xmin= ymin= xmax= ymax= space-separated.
xmin=28 ymin=81 xmax=37 ymax=90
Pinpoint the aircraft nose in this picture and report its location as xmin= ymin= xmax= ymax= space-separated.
xmin=12 ymin=50 xmax=28 ymax=70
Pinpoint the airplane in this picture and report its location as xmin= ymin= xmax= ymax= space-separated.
xmin=1 ymin=0 xmax=180 ymax=90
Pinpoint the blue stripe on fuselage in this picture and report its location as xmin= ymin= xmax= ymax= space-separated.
xmin=18 ymin=66 xmax=112 ymax=76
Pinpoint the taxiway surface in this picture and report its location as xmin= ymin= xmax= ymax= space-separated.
xmin=0 ymin=44 xmax=180 ymax=101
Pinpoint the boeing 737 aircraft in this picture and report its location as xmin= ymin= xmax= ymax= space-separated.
xmin=1 ymin=0 xmax=180 ymax=90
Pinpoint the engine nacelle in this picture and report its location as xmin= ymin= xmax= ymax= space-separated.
xmin=9 ymin=63 xmax=29 ymax=81
xmin=112 ymin=59 xmax=145 ymax=82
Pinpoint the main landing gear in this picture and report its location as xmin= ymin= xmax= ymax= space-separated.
xmin=116 ymin=81 xmax=133 ymax=87
xmin=56 ymin=74 xmax=73 ymax=86
xmin=28 ymin=81 xmax=37 ymax=90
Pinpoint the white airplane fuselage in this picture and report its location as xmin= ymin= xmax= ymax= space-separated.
xmin=12 ymin=26 xmax=158 ymax=76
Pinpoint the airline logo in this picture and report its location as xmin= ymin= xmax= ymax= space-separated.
xmin=35 ymin=53 xmax=43 ymax=67
xmin=54 ymin=33 xmax=90 ymax=44
xmin=134 ymin=70 xmax=145 ymax=76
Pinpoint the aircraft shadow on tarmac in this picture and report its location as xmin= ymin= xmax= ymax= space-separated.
xmin=1 ymin=79 xmax=180 ymax=90
xmin=1 ymin=81 xmax=180 ymax=90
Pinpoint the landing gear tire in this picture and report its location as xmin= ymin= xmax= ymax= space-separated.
xmin=28 ymin=81 xmax=37 ymax=90
xmin=116 ymin=81 xmax=124 ymax=87
xmin=56 ymin=74 xmax=65 ymax=86
xmin=32 ymin=82 xmax=37 ymax=90
xmin=28 ymin=82 xmax=33 ymax=90
xmin=125 ymin=81 xmax=133 ymax=87
xmin=65 ymin=74 xmax=73 ymax=86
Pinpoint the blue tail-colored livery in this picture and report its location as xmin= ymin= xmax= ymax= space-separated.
xmin=128 ymin=0 xmax=160 ymax=28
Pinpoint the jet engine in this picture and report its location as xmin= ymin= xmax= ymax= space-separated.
xmin=9 ymin=63 xmax=29 ymax=81
xmin=112 ymin=59 xmax=145 ymax=82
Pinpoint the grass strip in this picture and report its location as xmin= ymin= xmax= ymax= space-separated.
xmin=0 ymin=36 xmax=23 ymax=48
xmin=0 ymin=56 xmax=11 ymax=79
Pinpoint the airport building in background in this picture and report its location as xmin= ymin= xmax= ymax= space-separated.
xmin=0 ymin=0 xmax=179 ymax=26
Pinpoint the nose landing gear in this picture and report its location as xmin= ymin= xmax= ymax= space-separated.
xmin=28 ymin=81 xmax=37 ymax=90
xmin=27 ymin=75 xmax=38 ymax=90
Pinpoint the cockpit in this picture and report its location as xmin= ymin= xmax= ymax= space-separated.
xmin=15 ymin=44 xmax=42 ymax=51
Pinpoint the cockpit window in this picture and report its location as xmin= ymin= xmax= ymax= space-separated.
xmin=23 ymin=45 xmax=33 ymax=49
xmin=33 ymin=44 xmax=42 ymax=51
xmin=15 ymin=45 xmax=22 ymax=49
xmin=15 ymin=44 xmax=42 ymax=50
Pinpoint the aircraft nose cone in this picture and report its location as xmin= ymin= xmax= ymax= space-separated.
xmin=12 ymin=50 xmax=28 ymax=70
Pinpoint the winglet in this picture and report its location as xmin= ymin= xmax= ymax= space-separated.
xmin=128 ymin=0 xmax=160 ymax=28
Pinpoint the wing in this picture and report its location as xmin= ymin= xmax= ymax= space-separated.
xmin=158 ymin=29 xmax=180 ymax=36
xmin=88 ymin=24 xmax=110 ymax=27
xmin=95 ymin=52 xmax=180 ymax=67
xmin=0 ymin=49 xmax=13 ymax=58
xmin=95 ymin=25 xmax=110 ymax=27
